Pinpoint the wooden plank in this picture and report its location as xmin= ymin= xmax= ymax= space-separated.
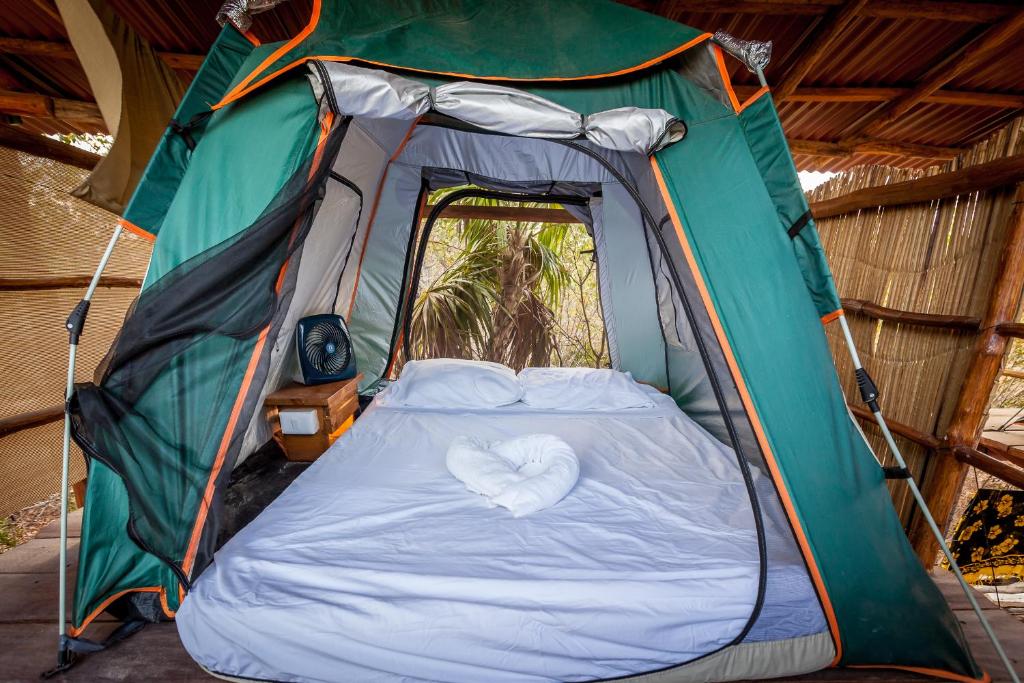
xmin=0 ymin=122 xmax=100 ymax=170
xmin=953 ymin=445 xmax=1024 ymax=489
xmin=0 ymin=36 xmax=203 ymax=72
xmin=810 ymin=152 xmax=1024 ymax=219
xmin=0 ymin=276 xmax=142 ymax=291
xmin=841 ymin=298 xmax=981 ymax=331
xmin=910 ymin=181 xmax=1024 ymax=560
xmin=856 ymin=6 xmax=1024 ymax=136
xmin=0 ymin=405 xmax=63 ymax=438
xmin=848 ymin=403 xmax=941 ymax=449
xmin=669 ymin=0 xmax=1014 ymax=22
xmin=979 ymin=437 xmax=1024 ymax=469
xmin=788 ymin=137 xmax=961 ymax=161
xmin=774 ymin=0 xmax=870 ymax=102
xmin=423 ymin=204 xmax=581 ymax=224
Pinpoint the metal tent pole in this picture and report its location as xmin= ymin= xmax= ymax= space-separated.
xmin=55 ymin=224 xmax=123 ymax=669
xmin=837 ymin=314 xmax=1020 ymax=683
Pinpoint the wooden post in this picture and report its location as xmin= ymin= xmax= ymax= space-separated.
xmin=908 ymin=182 xmax=1024 ymax=562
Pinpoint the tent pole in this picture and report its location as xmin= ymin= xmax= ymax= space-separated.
xmin=755 ymin=65 xmax=768 ymax=89
xmin=836 ymin=313 xmax=1020 ymax=683
xmin=55 ymin=224 xmax=124 ymax=670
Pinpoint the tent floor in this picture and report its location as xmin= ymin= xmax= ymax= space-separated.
xmin=3 ymin=513 xmax=1021 ymax=682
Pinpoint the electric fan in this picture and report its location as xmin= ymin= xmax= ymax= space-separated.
xmin=295 ymin=314 xmax=357 ymax=384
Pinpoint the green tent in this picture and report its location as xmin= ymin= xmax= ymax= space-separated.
xmin=59 ymin=1 xmax=996 ymax=681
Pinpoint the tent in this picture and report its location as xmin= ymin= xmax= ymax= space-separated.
xmin=56 ymin=1 xmax=1007 ymax=681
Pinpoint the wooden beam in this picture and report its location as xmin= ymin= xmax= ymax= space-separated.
xmin=848 ymin=403 xmax=941 ymax=449
xmin=788 ymin=137 xmax=961 ymax=161
xmin=979 ymin=437 xmax=1024 ymax=469
xmin=0 ymin=90 xmax=103 ymax=126
xmin=952 ymin=445 xmax=1024 ymax=490
xmin=0 ymin=405 xmax=63 ymax=438
xmin=0 ymin=122 xmax=100 ymax=170
xmin=0 ymin=37 xmax=203 ymax=71
xmin=0 ymin=276 xmax=142 ymax=291
xmin=423 ymin=204 xmax=581 ymax=224
xmin=856 ymin=7 xmax=1024 ymax=136
xmin=810 ymin=152 xmax=1024 ymax=218
xmin=1000 ymin=368 xmax=1024 ymax=381
xmin=774 ymin=0 xmax=869 ymax=102
xmin=909 ymin=181 xmax=1024 ymax=561
xmin=840 ymin=298 xmax=981 ymax=331
xmin=987 ymin=443 xmax=1024 ymax=469
xmin=996 ymin=322 xmax=1024 ymax=339
xmin=735 ymin=85 xmax=1024 ymax=108
xmin=669 ymin=0 xmax=1014 ymax=22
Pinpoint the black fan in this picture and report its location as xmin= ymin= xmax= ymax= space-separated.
xmin=295 ymin=314 xmax=357 ymax=384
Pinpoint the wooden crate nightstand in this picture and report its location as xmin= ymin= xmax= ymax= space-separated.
xmin=263 ymin=373 xmax=363 ymax=462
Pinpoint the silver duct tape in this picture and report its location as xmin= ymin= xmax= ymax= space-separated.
xmin=216 ymin=0 xmax=289 ymax=32
xmin=713 ymin=31 xmax=772 ymax=73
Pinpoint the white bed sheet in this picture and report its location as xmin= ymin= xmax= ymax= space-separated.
xmin=177 ymin=387 xmax=823 ymax=683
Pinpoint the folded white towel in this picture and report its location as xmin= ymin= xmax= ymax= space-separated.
xmin=446 ymin=434 xmax=580 ymax=517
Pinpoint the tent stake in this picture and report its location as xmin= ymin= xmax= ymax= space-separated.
xmin=54 ymin=224 xmax=124 ymax=670
xmin=837 ymin=314 xmax=1020 ymax=683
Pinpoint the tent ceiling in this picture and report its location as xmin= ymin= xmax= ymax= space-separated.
xmin=1 ymin=0 xmax=1023 ymax=171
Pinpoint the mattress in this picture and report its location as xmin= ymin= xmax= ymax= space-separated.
xmin=177 ymin=387 xmax=826 ymax=683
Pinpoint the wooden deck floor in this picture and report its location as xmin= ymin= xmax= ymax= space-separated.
xmin=1 ymin=510 xmax=1021 ymax=682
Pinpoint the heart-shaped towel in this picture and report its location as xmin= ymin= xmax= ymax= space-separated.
xmin=446 ymin=434 xmax=580 ymax=517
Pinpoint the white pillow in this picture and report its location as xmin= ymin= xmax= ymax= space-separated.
xmin=518 ymin=367 xmax=656 ymax=411
xmin=388 ymin=358 xmax=523 ymax=409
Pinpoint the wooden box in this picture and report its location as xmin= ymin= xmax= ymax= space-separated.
xmin=263 ymin=374 xmax=363 ymax=462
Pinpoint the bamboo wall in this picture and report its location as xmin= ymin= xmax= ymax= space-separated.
xmin=0 ymin=145 xmax=151 ymax=517
xmin=811 ymin=117 xmax=1024 ymax=524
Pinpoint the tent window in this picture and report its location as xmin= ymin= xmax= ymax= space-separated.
xmin=391 ymin=186 xmax=608 ymax=374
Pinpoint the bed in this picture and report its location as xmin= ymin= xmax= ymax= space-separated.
xmin=176 ymin=383 xmax=826 ymax=682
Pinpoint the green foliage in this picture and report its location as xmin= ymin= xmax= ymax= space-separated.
xmin=46 ymin=133 xmax=113 ymax=156
xmin=409 ymin=188 xmax=607 ymax=371
xmin=0 ymin=518 xmax=18 ymax=553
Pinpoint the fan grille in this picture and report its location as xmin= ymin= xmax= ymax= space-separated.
xmin=304 ymin=320 xmax=351 ymax=374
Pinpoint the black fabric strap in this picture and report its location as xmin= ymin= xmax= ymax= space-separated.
xmin=787 ymin=210 xmax=813 ymax=239
xmin=883 ymin=466 xmax=911 ymax=480
xmin=169 ymin=110 xmax=214 ymax=152
xmin=43 ymin=621 xmax=146 ymax=678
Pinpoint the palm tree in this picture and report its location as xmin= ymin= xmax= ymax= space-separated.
xmin=409 ymin=190 xmax=570 ymax=371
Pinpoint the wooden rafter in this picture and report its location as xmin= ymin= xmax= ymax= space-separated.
xmin=848 ymin=6 xmax=1024 ymax=137
xmin=848 ymin=403 xmax=940 ymax=449
xmin=810 ymin=152 xmax=1024 ymax=218
xmin=0 ymin=36 xmax=203 ymax=71
xmin=663 ymin=0 xmax=1016 ymax=23
xmin=733 ymin=85 xmax=1024 ymax=109
xmin=840 ymin=298 xmax=981 ymax=332
xmin=788 ymin=137 xmax=962 ymax=161
xmin=0 ymin=89 xmax=103 ymax=127
xmin=0 ymin=276 xmax=142 ymax=291
xmin=0 ymin=405 xmax=63 ymax=438
xmin=773 ymin=0 xmax=868 ymax=102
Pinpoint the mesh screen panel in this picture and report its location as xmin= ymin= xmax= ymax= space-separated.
xmin=0 ymin=145 xmax=151 ymax=517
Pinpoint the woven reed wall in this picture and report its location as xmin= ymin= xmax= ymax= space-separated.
xmin=0 ymin=145 xmax=151 ymax=517
xmin=811 ymin=117 xmax=1024 ymax=524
